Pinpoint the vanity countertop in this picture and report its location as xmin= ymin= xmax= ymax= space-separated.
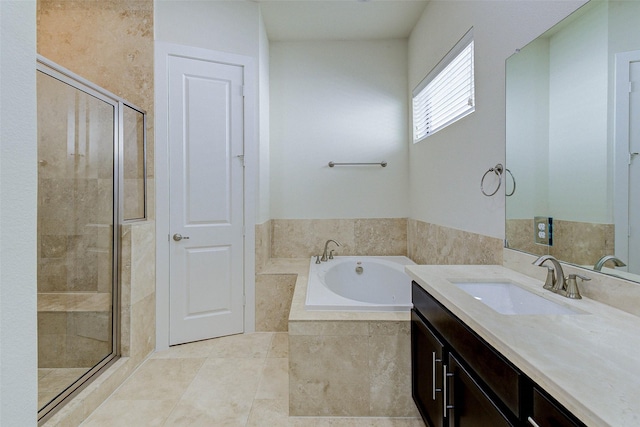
xmin=406 ymin=264 xmax=640 ymax=427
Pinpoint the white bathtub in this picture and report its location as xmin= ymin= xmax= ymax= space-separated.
xmin=305 ymin=256 xmax=415 ymax=311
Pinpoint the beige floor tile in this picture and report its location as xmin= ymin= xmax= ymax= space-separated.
xmin=112 ymin=358 xmax=205 ymax=401
xmin=81 ymin=399 xmax=176 ymax=426
xmin=39 ymin=368 xmax=55 ymax=380
xmin=151 ymin=338 xmax=218 ymax=359
xmin=163 ymin=399 xmax=252 ymax=427
xmin=246 ymin=398 xmax=289 ymax=426
xmin=77 ymin=332 xmax=425 ymax=426
xmin=184 ymin=358 xmax=264 ymax=403
xmin=255 ymin=358 xmax=288 ymax=400
xmin=207 ymin=332 xmax=274 ymax=358
xmin=162 ymin=358 xmax=265 ymax=426
xmin=268 ymin=332 xmax=289 ymax=358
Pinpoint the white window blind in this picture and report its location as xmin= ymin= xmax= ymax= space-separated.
xmin=413 ymin=29 xmax=475 ymax=142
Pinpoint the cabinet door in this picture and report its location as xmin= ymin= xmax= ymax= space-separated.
xmin=528 ymin=387 xmax=586 ymax=427
xmin=411 ymin=310 xmax=445 ymax=427
xmin=446 ymin=353 xmax=514 ymax=427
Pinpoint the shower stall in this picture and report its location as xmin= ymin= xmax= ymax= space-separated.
xmin=36 ymin=57 xmax=146 ymax=422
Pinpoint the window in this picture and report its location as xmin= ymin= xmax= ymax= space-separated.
xmin=413 ymin=28 xmax=475 ymax=142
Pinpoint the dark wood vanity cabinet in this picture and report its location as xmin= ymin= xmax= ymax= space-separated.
xmin=411 ymin=308 xmax=513 ymax=427
xmin=529 ymin=387 xmax=585 ymax=427
xmin=411 ymin=309 xmax=445 ymax=427
xmin=411 ymin=281 xmax=586 ymax=427
xmin=448 ymin=352 xmax=513 ymax=427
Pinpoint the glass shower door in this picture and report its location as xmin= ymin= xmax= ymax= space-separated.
xmin=37 ymin=66 xmax=117 ymax=420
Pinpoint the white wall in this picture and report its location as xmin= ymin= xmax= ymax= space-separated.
xmin=258 ymin=12 xmax=270 ymax=224
xmin=408 ymin=0 xmax=586 ymax=239
xmin=0 ymin=1 xmax=38 ymax=425
xmin=155 ymin=0 xmax=260 ymax=58
xmin=270 ymin=40 xmax=409 ymax=219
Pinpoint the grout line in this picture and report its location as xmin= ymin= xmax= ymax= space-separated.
xmin=160 ymin=356 xmax=208 ymax=427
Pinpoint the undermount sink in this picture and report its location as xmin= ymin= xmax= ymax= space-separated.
xmin=452 ymin=281 xmax=583 ymax=315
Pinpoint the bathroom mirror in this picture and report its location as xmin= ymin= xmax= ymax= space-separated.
xmin=505 ymin=0 xmax=640 ymax=282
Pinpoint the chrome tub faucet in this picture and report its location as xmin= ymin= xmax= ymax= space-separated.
xmin=321 ymin=239 xmax=341 ymax=261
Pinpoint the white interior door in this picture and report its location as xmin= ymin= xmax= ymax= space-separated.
xmin=168 ymin=55 xmax=245 ymax=345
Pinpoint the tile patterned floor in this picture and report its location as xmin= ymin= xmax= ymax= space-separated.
xmin=81 ymin=332 xmax=425 ymax=426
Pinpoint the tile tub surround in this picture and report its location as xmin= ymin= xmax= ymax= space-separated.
xmin=256 ymin=220 xmax=272 ymax=273
xmin=407 ymin=264 xmax=640 ymax=427
xmin=407 ymin=219 xmax=503 ymax=265
xmin=271 ymin=218 xmax=407 ymax=258
xmin=285 ymin=259 xmax=419 ymax=418
xmin=256 ymin=273 xmax=297 ymax=332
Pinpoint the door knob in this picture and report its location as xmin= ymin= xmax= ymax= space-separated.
xmin=173 ymin=233 xmax=189 ymax=241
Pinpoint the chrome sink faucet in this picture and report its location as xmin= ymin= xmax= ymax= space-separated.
xmin=594 ymin=255 xmax=626 ymax=271
xmin=532 ymin=255 xmax=565 ymax=294
xmin=321 ymin=239 xmax=341 ymax=262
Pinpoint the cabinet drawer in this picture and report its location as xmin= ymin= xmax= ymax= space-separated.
xmin=413 ymin=281 xmax=523 ymax=420
xmin=529 ymin=387 xmax=586 ymax=427
xmin=448 ymin=353 xmax=515 ymax=427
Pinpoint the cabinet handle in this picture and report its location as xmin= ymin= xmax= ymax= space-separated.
xmin=527 ymin=417 xmax=541 ymax=427
xmin=443 ymin=365 xmax=454 ymax=416
xmin=432 ymin=351 xmax=442 ymax=400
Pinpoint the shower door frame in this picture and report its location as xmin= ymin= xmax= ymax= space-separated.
xmin=36 ymin=55 xmax=144 ymax=424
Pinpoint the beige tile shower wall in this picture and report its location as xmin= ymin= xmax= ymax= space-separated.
xmin=37 ymin=0 xmax=155 ymax=351
xmin=407 ymin=219 xmax=503 ymax=265
xmin=37 ymin=2 xmax=155 ymax=425
xmin=115 ymin=222 xmax=156 ymax=361
xmin=37 ymin=0 xmax=155 ymax=220
xmin=271 ymin=218 xmax=407 ymax=258
xmin=127 ymin=220 xmax=156 ymax=362
xmin=36 ymin=71 xmax=115 ymax=294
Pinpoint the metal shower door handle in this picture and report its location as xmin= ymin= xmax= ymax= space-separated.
xmin=173 ymin=233 xmax=189 ymax=242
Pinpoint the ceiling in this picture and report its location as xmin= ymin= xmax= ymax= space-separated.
xmin=257 ymin=0 xmax=430 ymax=41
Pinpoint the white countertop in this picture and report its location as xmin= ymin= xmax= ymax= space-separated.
xmin=405 ymin=264 xmax=640 ymax=427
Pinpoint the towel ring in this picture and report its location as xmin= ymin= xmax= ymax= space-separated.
xmin=505 ymin=168 xmax=516 ymax=197
xmin=481 ymin=163 xmax=504 ymax=197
